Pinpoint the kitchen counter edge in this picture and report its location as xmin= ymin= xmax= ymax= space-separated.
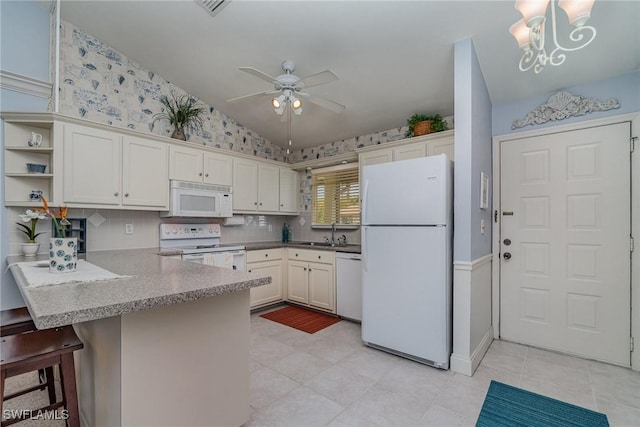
xmin=7 ymin=248 xmax=271 ymax=329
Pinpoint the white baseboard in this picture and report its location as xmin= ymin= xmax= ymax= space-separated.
xmin=451 ymin=327 xmax=493 ymax=376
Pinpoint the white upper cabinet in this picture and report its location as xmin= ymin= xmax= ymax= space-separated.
xmin=64 ymin=124 xmax=122 ymax=205
xmin=232 ymin=158 xmax=259 ymax=211
xmin=122 ymin=136 xmax=169 ymax=208
xmin=169 ymin=145 xmax=233 ymax=186
xmin=64 ymin=124 xmax=168 ymax=209
xmin=358 ymin=131 xmax=455 ymax=177
xmin=232 ymin=158 xmax=284 ymax=213
xmin=258 ymin=164 xmax=279 ymax=212
xmin=278 ymin=168 xmax=298 ymax=213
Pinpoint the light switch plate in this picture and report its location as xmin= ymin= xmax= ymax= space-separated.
xmin=125 ymin=224 xmax=134 ymax=234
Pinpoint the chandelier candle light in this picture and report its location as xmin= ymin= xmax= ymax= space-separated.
xmin=509 ymin=0 xmax=596 ymax=73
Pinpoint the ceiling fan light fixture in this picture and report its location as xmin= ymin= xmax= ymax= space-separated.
xmin=290 ymin=96 xmax=302 ymax=111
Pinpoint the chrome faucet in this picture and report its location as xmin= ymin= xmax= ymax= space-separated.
xmin=331 ymin=222 xmax=336 ymax=244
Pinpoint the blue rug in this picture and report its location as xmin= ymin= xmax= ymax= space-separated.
xmin=476 ymin=381 xmax=609 ymax=427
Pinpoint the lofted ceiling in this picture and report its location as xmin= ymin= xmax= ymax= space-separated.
xmin=58 ymin=0 xmax=639 ymax=150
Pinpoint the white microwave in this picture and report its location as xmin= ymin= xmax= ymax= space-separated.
xmin=161 ymin=180 xmax=233 ymax=218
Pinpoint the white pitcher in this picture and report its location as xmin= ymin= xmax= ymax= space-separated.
xmin=28 ymin=132 xmax=43 ymax=147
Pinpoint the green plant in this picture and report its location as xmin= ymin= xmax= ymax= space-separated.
xmin=153 ymin=92 xmax=206 ymax=140
xmin=405 ymin=113 xmax=449 ymax=137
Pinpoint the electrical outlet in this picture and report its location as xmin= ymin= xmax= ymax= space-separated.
xmin=125 ymin=224 xmax=134 ymax=235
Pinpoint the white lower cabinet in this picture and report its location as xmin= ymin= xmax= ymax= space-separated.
xmin=286 ymin=249 xmax=335 ymax=313
xmin=248 ymin=249 xmax=284 ymax=308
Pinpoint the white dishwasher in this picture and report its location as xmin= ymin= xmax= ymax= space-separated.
xmin=336 ymin=252 xmax=362 ymax=322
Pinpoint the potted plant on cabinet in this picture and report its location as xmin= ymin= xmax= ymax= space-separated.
xmin=16 ymin=209 xmax=47 ymax=257
xmin=153 ymin=92 xmax=206 ymax=141
xmin=405 ymin=113 xmax=449 ymax=138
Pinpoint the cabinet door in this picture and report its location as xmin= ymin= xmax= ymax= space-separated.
xmin=169 ymin=145 xmax=203 ymax=182
xmin=248 ymin=260 xmax=283 ymax=308
xmin=359 ymin=149 xmax=393 ymax=181
xmin=287 ymin=260 xmax=309 ymax=304
xmin=232 ymin=158 xmax=258 ymax=211
xmin=257 ymin=164 xmax=280 ymax=212
xmin=122 ymin=136 xmax=169 ymax=208
xmin=63 ymin=124 xmax=121 ymax=205
xmin=427 ymin=138 xmax=455 ymax=161
xmin=308 ymin=262 xmax=335 ymax=312
xmin=393 ymin=142 xmax=427 ymax=161
xmin=204 ymin=152 xmax=233 ymax=186
xmin=279 ymin=168 xmax=298 ymax=213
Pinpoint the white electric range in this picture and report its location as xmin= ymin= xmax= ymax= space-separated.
xmin=159 ymin=223 xmax=246 ymax=270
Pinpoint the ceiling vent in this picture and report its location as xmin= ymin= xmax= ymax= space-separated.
xmin=196 ymin=0 xmax=230 ymax=18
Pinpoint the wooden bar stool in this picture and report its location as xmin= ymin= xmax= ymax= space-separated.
xmin=1 ymin=326 xmax=83 ymax=427
xmin=0 ymin=308 xmax=54 ymax=408
xmin=0 ymin=308 xmax=36 ymax=337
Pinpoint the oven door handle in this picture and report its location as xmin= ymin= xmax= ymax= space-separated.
xmin=183 ymin=254 xmax=205 ymax=261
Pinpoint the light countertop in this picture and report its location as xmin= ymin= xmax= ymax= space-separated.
xmin=7 ymin=248 xmax=270 ymax=329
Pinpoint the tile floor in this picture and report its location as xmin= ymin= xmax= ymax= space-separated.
xmin=245 ymin=309 xmax=640 ymax=427
xmin=2 ymin=311 xmax=639 ymax=426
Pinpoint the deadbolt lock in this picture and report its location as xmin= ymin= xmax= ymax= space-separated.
xmin=503 ymin=239 xmax=511 ymax=246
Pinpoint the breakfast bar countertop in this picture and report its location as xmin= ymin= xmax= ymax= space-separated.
xmin=7 ymin=247 xmax=270 ymax=329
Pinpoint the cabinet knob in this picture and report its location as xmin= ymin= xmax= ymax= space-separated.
xmin=265 ymin=254 xmax=268 ymax=257
xmin=248 ymin=270 xmax=252 ymax=273
xmin=114 ymin=192 xmax=119 ymax=197
xmin=124 ymin=193 xmax=129 ymax=197
xmin=309 ymin=268 xmax=312 ymax=272
xmin=199 ymin=172 xmax=203 ymax=176
xmin=205 ymin=173 xmax=209 ymax=177
xmin=259 ymin=202 xmax=263 ymax=206
xmin=254 ymin=202 xmax=258 ymax=205
xmin=318 ymin=255 xmax=322 ymax=259
xmin=295 ymin=253 xmax=299 ymax=257
xmin=280 ymin=204 xmax=284 ymax=207
xmin=304 ymin=267 xmax=307 ymax=271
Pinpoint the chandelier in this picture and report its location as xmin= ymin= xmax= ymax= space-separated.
xmin=509 ymin=0 xmax=597 ymax=74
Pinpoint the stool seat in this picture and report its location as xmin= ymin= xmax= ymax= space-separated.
xmin=1 ymin=326 xmax=83 ymax=427
xmin=0 ymin=308 xmax=36 ymax=337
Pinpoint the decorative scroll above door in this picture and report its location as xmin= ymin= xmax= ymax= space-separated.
xmin=512 ymin=91 xmax=619 ymax=129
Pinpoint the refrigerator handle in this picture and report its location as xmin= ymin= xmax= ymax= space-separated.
xmin=362 ymin=226 xmax=368 ymax=272
xmin=362 ymin=179 xmax=369 ymax=225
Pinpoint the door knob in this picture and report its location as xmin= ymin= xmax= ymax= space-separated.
xmin=503 ymin=252 xmax=512 ymax=260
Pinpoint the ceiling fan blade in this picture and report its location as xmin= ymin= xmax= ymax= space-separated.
xmin=239 ymin=67 xmax=279 ymax=84
xmin=298 ymin=92 xmax=345 ymax=113
xmin=226 ymin=90 xmax=279 ymax=103
xmin=298 ymin=70 xmax=339 ymax=88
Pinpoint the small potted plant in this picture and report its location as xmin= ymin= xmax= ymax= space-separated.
xmin=17 ymin=209 xmax=47 ymax=257
xmin=153 ymin=91 xmax=206 ymax=141
xmin=405 ymin=113 xmax=449 ymax=138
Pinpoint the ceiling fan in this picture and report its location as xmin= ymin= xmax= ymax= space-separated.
xmin=226 ymin=59 xmax=346 ymax=116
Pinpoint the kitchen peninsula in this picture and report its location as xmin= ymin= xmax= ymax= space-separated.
xmin=8 ymin=248 xmax=271 ymax=426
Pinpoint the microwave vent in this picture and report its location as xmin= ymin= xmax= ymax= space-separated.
xmin=171 ymin=180 xmax=232 ymax=194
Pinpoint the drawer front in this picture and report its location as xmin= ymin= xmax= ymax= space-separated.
xmin=246 ymin=248 xmax=283 ymax=263
xmin=287 ymin=248 xmax=334 ymax=264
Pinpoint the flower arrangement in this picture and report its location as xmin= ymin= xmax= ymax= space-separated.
xmin=16 ymin=210 xmax=47 ymax=243
xmin=39 ymin=196 xmax=71 ymax=238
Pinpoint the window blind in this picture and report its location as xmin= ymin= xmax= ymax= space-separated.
xmin=311 ymin=163 xmax=360 ymax=227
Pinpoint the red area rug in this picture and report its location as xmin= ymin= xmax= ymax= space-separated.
xmin=260 ymin=305 xmax=340 ymax=334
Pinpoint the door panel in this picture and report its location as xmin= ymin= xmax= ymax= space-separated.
xmin=500 ymin=122 xmax=631 ymax=366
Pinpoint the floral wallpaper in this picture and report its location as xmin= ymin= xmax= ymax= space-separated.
xmin=58 ymin=21 xmax=448 ymax=166
xmin=58 ymin=21 xmax=288 ymax=162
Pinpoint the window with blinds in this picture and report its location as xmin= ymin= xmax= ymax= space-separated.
xmin=311 ymin=163 xmax=360 ymax=227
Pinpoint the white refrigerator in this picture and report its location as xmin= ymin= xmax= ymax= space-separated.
xmin=361 ymin=154 xmax=453 ymax=369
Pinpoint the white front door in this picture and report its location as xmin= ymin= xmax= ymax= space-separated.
xmin=500 ymin=122 xmax=631 ymax=366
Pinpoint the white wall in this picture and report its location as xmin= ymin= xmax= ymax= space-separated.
xmin=1 ymin=0 xmax=52 ymax=309
xmin=450 ymin=38 xmax=494 ymax=376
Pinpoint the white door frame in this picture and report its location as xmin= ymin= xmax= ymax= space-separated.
xmin=492 ymin=112 xmax=640 ymax=371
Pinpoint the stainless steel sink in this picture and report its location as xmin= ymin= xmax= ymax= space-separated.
xmin=297 ymin=242 xmax=337 ymax=247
